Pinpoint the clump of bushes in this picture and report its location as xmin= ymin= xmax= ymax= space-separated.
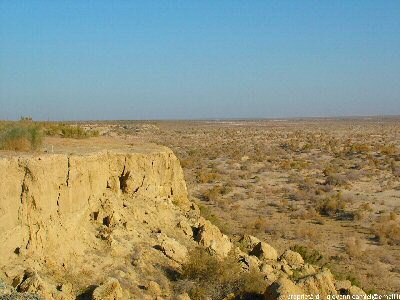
xmin=196 ymin=169 xmax=221 ymax=183
xmin=0 ymin=123 xmax=43 ymax=151
xmin=174 ymin=247 xmax=266 ymax=300
xmin=317 ymin=192 xmax=347 ymax=217
xmin=373 ymin=216 xmax=400 ymax=245
xmin=44 ymin=124 xmax=99 ymax=139
xmin=290 ymin=244 xmax=323 ymax=265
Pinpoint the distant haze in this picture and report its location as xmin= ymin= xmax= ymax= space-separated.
xmin=0 ymin=1 xmax=399 ymax=120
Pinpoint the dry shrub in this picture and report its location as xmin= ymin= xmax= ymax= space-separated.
xmin=0 ymin=124 xmax=43 ymax=151
xmin=324 ymin=174 xmax=348 ymax=186
xmin=44 ymin=123 xmax=98 ymax=138
xmin=175 ymin=247 xmax=266 ymax=300
xmin=373 ymin=217 xmax=400 ymax=245
xmin=380 ymin=144 xmax=398 ymax=155
xmin=345 ymin=237 xmax=365 ymax=258
xmin=253 ymin=217 xmax=267 ymax=231
xmin=197 ymin=169 xmax=221 ymax=183
xmin=317 ymin=193 xmax=346 ymax=217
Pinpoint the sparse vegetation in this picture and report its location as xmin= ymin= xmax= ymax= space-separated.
xmin=175 ymin=247 xmax=266 ymax=300
xmin=0 ymin=122 xmax=43 ymax=151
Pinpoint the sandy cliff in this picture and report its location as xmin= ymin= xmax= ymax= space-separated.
xmin=0 ymin=146 xmax=196 ymax=298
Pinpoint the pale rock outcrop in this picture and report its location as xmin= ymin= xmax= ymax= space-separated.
xmin=92 ymin=277 xmax=123 ymax=300
xmin=349 ymin=286 xmax=366 ymax=296
xmin=296 ymin=264 xmax=316 ymax=277
xmin=264 ymin=277 xmax=304 ymax=300
xmin=17 ymin=271 xmax=52 ymax=300
xmin=335 ymin=280 xmax=352 ymax=292
xmin=238 ymin=235 xmax=262 ymax=253
xmin=194 ymin=218 xmax=232 ymax=257
xmin=0 ymin=147 xmax=191 ymax=299
xmin=297 ymin=269 xmax=338 ymax=298
xmin=250 ymin=242 xmax=278 ymax=261
xmin=156 ymin=235 xmax=188 ymax=263
xmin=280 ymin=250 xmax=304 ymax=267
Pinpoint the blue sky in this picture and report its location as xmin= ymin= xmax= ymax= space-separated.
xmin=0 ymin=1 xmax=399 ymax=120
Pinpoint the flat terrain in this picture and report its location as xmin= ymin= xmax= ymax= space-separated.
xmin=2 ymin=117 xmax=400 ymax=293
xmin=77 ymin=117 xmax=400 ymax=293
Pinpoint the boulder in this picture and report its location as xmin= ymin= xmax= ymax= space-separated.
xmin=238 ymin=235 xmax=262 ymax=253
xmin=349 ymin=286 xmax=366 ymax=296
xmin=157 ymin=236 xmax=188 ymax=263
xmin=296 ymin=264 xmax=316 ymax=277
xmin=335 ymin=280 xmax=352 ymax=292
xmin=18 ymin=270 xmax=54 ymax=300
xmin=194 ymin=218 xmax=232 ymax=258
xmin=250 ymin=242 xmax=278 ymax=261
xmin=297 ymin=269 xmax=338 ymax=298
xmin=92 ymin=278 xmax=123 ymax=300
xmin=280 ymin=250 xmax=304 ymax=267
xmin=264 ymin=277 xmax=304 ymax=300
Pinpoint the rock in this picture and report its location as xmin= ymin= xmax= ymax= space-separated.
xmin=281 ymin=264 xmax=293 ymax=276
xmin=156 ymin=236 xmax=188 ymax=263
xmin=264 ymin=277 xmax=304 ymax=300
xmin=92 ymin=278 xmax=123 ymax=300
xmin=349 ymin=286 xmax=366 ymax=296
xmin=239 ymin=254 xmax=261 ymax=271
xmin=250 ymin=242 xmax=278 ymax=261
xmin=280 ymin=250 xmax=304 ymax=267
xmin=147 ymin=281 xmax=162 ymax=297
xmin=297 ymin=269 xmax=338 ymax=298
xmin=335 ymin=280 xmax=352 ymax=292
xmin=260 ymin=263 xmax=274 ymax=275
xmin=18 ymin=270 xmax=54 ymax=300
xmin=176 ymin=293 xmax=191 ymax=300
xmin=238 ymin=235 xmax=262 ymax=253
xmin=177 ymin=220 xmax=193 ymax=237
xmin=296 ymin=264 xmax=316 ymax=277
xmin=194 ymin=218 xmax=232 ymax=258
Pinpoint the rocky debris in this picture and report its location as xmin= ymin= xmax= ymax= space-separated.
xmin=175 ymin=293 xmax=191 ymax=300
xmin=349 ymin=286 xmax=367 ymax=296
xmin=280 ymin=250 xmax=304 ymax=267
xmin=145 ymin=281 xmax=162 ymax=297
xmin=194 ymin=218 xmax=232 ymax=257
xmin=92 ymin=278 xmax=123 ymax=300
xmin=250 ymin=242 xmax=278 ymax=261
xmin=281 ymin=263 xmax=293 ymax=276
xmin=0 ymin=282 xmax=41 ymax=300
xmin=238 ymin=253 xmax=261 ymax=271
xmin=296 ymin=264 xmax=316 ymax=277
xmin=238 ymin=235 xmax=262 ymax=253
xmin=264 ymin=277 xmax=304 ymax=300
xmin=177 ymin=219 xmax=193 ymax=237
xmin=297 ymin=269 xmax=338 ymax=298
xmin=335 ymin=280 xmax=352 ymax=292
xmin=156 ymin=235 xmax=188 ymax=263
xmin=17 ymin=271 xmax=53 ymax=300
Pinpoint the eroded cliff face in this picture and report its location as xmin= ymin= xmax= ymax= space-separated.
xmin=0 ymin=146 xmax=197 ymax=298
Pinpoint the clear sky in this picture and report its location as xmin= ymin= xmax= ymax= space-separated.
xmin=0 ymin=1 xmax=399 ymax=120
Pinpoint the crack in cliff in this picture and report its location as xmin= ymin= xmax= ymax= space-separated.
xmin=119 ymin=157 xmax=129 ymax=193
xmin=133 ymin=175 xmax=146 ymax=194
xmin=66 ymin=157 xmax=71 ymax=187
xmin=19 ymin=166 xmax=30 ymax=204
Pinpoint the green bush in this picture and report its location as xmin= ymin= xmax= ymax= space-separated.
xmin=290 ymin=245 xmax=323 ymax=265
